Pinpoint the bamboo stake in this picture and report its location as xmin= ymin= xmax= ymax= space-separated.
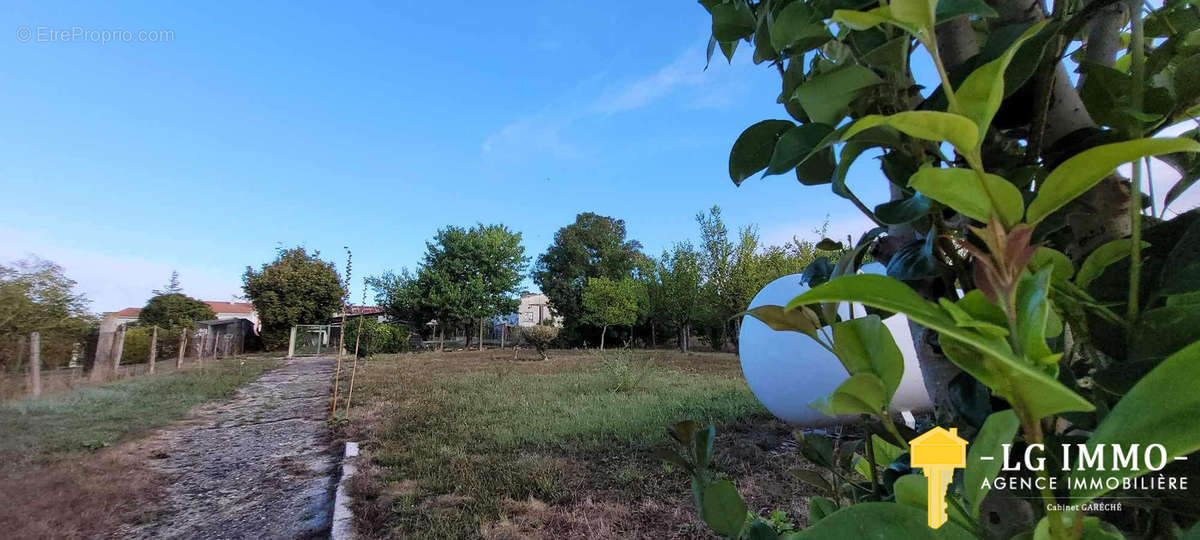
xmin=344 ymin=280 xmax=368 ymax=419
xmin=331 ymin=246 xmax=352 ymax=419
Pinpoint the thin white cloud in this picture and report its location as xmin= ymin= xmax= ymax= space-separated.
xmin=481 ymin=114 xmax=580 ymax=161
xmin=483 ymin=44 xmax=749 ymax=160
xmin=591 ymin=54 xmax=704 ymax=114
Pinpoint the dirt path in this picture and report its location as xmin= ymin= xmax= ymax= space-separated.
xmin=121 ymin=356 xmax=339 ymax=539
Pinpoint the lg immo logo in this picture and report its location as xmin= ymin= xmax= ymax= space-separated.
xmin=907 ymin=426 xmax=1190 ymax=529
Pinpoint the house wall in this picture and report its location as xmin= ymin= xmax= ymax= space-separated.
xmin=516 ymin=293 xmax=558 ymax=327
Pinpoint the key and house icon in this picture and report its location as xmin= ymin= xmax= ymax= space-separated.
xmin=910 ymin=427 xmax=969 ymax=529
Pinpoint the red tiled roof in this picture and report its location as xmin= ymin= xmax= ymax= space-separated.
xmin=345 ymin=305 xmax=383 ymax=316
xmin=109 ymin=301 xmax=255 ymax=317
xmin=205 ymin=301 xmax=255 ymax=314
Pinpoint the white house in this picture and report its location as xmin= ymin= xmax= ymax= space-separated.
xmin=515 ymin=292 xmax=559 ymax=327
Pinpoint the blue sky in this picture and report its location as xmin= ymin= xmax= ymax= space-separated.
xmin=3 ymin=2 xmax=1191 ymax=313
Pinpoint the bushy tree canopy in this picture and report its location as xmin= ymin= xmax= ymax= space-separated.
xmin=371 ymin=224 xmax=527 ymax=348
xmin=0 ymin=257 xmax=94 ymax=369
xmin=533 ymin=212 xmax=644 ymax=344
xmin=138 ymin=293 xmax=215 ymax=329
xmin=242 ymin=246 xmax=345 ymax=350
xmin=581 ymin=276 xmax=642 ymax=350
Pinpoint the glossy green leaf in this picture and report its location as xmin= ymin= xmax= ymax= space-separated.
xmin=852 ymin=434 xmax=905 ymax=479
xmin=794 ymin=468 xmax=834 ymax=494
xmin=745 ymin=304 xmax=820 ymax=337
xmin=730 ymin=120 xmax=795 ymax=185
xmin=811 ymin=372 xmax=888 ymax=416
xmin=765 ymin=123 xmax=836 ymax=176
xmin=1032 ymin=515 xmax=1124 ymax=540
xmin=794 ymin=65 xmax=883 ymax=125
xmin=862 ymin=36 xmax=911 ymax=72
xmin=955 ymin=21 xmax=1047 ymax=140
xmin=939 ymin=297 xmax=1008 ymax=336
xmin=752 ymin=11 xmax=778 ymax=64
xmin=802 ymin=256 xmax=835 ymax=287
xmin=808 ymin=496 xmax=838 ymax=524
xmin=831 ymin=315 xmax=904 ymax=397
xmin=964 ymin=410 xmax=1019 ymax=517
xmin=770 ymin=2 xmax=832 ymax=53
xmin=1071 ymin=340 xmax=1200 ymax=503
xmin=786 ymin=502 xmax=975 ymax=539
xmin=843 ymin=112 xmax=979 ymax=155
xmin=830 ymin=8 xmax=893 ymax=31
xmin=1075 ymin=238 xmax=1146 ymax=289
xmin=701 ymin=479 xmax=748 ymax=536
xmin=833 ymin=142 xmax=872 ymax=201
xmin=747 ymin=520 xmax=781 ymax=540
xmin=1028 ymin=138 xmax=1200 ymax=224
xmin=935 ymin=0 xmax=998 ymax=22
xmin=710 ymin=1 xmax=757 ymax=42
xmin=875 ymin=192 xmax=933 ymax=225
xmin=1014 ymin=268 xmax=1054 ymax=363
xmin=908 ymin=167 xmax=1024 ymax=226
xmin=886 ymin=228 xmax=941 ymax=280
xmin=893 ymin=474 xmax=928 ymax=510
xmin=785 ymin=274 xmax=1010 ymax=361
xmin=890 ymin=0 xmax=936 ymax=31
xmin=1029 ymin=247 xmax=1075 ymax=283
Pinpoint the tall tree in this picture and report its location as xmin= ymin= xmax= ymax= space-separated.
xmin=420 ymin=224 xmax=527 ymax=349
xmin=533 ymin=212 xmax=643 ymax=345
xmin=657 ymin=242 xmax=703 ymax=353
xmin=138 ymin=293 xmax=215 ymax=329
xmin=0 ymin=257 xmax=94 ymax=370
xmin=372 ymin=224 xmax=527 ymax=350
xmin=152 ymin=271 xmax=184 ymax=296
xmin=242 ymin=246 xmax=345 ymax=350
xmin=581 ymin=276 xmax=641 ymax=350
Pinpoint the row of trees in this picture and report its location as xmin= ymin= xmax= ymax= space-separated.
xmin=363 ymin=208 xmax=826 ymax=353
xmin=545 ymin=207 xmax=826 ymax=351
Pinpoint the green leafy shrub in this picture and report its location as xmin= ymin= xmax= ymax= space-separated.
xmin=520 ymin=324 xmax=559 ymax=360
xmin=342 ymin=318 xmax=411 ymax=357
xmin=118 ymin=327 xmax=152 ymax=364
xmin=664 ymin=0 xmax=1200 ymax=538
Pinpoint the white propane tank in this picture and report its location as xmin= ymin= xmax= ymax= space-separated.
xmin=737 ymin=263 xmax=933 ymax=426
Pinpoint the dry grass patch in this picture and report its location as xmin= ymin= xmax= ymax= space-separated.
xmin=0 ymin=356 xmax=279 ymax=539
xmin=344 ymin=349 xmax=815 ymax=539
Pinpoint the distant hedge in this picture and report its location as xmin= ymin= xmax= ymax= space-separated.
xmin=342 ymin=318 xmax=411 ymax=357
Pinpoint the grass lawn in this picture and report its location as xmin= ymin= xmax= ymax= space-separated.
xmin=0 ymin=356 xmax=279 ymax=538
xmin=343 ymin=348 xmax=815 ymax=539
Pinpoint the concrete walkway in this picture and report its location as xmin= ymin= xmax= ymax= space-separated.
xmin=121 ymin=356 xmax=338 ymax=539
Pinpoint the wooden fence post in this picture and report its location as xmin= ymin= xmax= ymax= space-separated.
xmin=148 ymin=326 xmax=158 ymax=374
xmin=110 ymin=325 xmax=126 ymax=377
xmin=177 ymin=328 xmax=187 ymax=369
xmin=29 ymin=332 xmax=41 ymax=397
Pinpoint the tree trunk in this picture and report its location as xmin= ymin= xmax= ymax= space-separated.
xmin=438 ymin=327 xmax=445 ymax=352
xmin=600 ymin=325 xmax=607 ymax=351
xmin=651 ymin=323 xmax=657 ymax=348
xmin=479 ymin=317 xmax=485 ymax=351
